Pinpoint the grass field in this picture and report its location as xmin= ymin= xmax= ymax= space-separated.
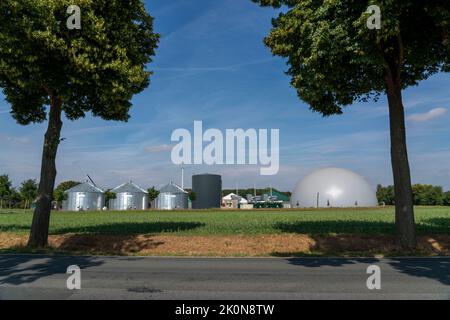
xmin=0 ymin=206 xmax=449 ymax=236
xmin=1 ymin=207 xmax=449 ymax=256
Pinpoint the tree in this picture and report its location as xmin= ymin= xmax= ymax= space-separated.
xmin=252 ymin=0 xmax=450 ymax=249
xmin=444 ymin=192 xmax=450 ymax=206
xmin=104 ymin=190 xmax=117 ymax=208
xmin=188 ymin=191 xmax=197 ymax=202
xmin=0 ymin=174 xmax=12 ymax=209
xmin=7 ymin=188 xmax=22 ymax=209
xmin=54 ymin=181 xmax=80 ymax=210
xmin=147 ymin=187 xmax=160 ymax=208
xmin=376 ymin=184 xmax=395 ymax=205
xmin=0 ymin=1 xmax=159 ymax=247
xmin=412 ymin=184 xmax=444 ymax=206
xmin=19 ymin=179 xmax=38 ymax=209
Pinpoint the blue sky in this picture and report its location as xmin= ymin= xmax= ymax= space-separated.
xmin=1 ymin=0 xmax=449 ymax=191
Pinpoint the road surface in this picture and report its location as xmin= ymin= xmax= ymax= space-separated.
xmin=0 ymin=255 xmax=449 ymax=299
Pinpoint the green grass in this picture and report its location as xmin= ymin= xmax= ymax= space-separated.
xmin=1 ymin=206 xmax=449 ymax=236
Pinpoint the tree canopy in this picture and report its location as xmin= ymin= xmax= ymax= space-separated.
xmin=252 ymin=0 xmax=450 ymax=114
xmin=0 ymin=0 xmax=159 ymax=247
xmin=19 ymin=179 xmax=38 ymax=208
xmin=0 ymin=174 xmax=12 ymax=208
xmin=0 ymin=0 xmax=159 ymax=124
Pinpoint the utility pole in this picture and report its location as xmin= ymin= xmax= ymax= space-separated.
xmin=181 ymin=165 xmax=184 ymax=190
xmin=180 ymin=164 xmax=190 ymax=190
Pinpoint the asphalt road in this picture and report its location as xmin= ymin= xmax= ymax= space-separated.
xmin=0 ymin=255 xmax=449 ymax=300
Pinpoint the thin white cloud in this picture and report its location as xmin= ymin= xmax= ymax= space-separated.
xmin=407 ymin=107 xmax=447 ymax=123
xmin=0 ymin=134 xmax=31 ymax=144
xmin=144 ymin=144 xmax=173 ymax=153
xmin=153 ymin=58 xmax=276 ymax=73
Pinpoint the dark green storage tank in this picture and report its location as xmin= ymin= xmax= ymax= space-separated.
xmin=192 ymin=174 xmax=222 ymax=209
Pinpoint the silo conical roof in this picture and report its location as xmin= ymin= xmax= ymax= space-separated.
xmin=112 ymin=181 xmax=148 ymax=194
xmin=158 ymin=182 xmax=187 ymax=194
xmin=66 ymin=181 xmax=104 ymax=193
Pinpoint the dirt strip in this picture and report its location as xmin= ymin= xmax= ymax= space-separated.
xmin=0 ymin=233 xmax=449 ymax=256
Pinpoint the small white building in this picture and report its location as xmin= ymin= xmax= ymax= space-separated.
xmin=222 ymin=193 xmax=248 ymax=209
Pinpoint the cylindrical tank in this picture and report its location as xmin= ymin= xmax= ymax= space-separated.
xmin=155 ymin=182 xmax=188 ymax=210
xmin=64 ymin=182 xmax=105 ymax=211
xmin=192 ymin=174 xmax=222 ymax=209
xmin=109 ymin=182 xmax=148 ymax=210
xmin=291 ymin=167 xmax=378 ymax=208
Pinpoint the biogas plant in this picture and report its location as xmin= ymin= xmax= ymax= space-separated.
xmin=62 ymin=168 xmax=379 ymax=211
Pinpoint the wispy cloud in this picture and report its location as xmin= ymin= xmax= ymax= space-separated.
xmin=144 ymin=144 xmax=173 ymax=153
xmin=153 ymin=58 xmax=276 ymax=73
xmin=0 ymin=134 xmax=31 ymax=144
xmin=407 ymin=107 xmax=447 ymax=123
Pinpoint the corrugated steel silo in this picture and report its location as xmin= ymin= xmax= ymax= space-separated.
xmin=109 ymin=181 xmax=148 ymax=210
xmin=64 ymin=182 xmax=105 ymax=211
xmin=192 ymin=174 xmax=222 ymax=209
xmin=155 ymin=182 xmax=188 ymax=210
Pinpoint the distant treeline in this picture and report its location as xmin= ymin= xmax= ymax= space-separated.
xmin=377 ymin=184 xmax=450 ymax=206
xmin=0 ymin=174 xmax=38 ymax=209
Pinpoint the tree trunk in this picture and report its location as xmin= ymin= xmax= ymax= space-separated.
xmin=28 ymin=96 xmax=63 ymax=248
xmin=384 ymin=64 xmax=417 ymax=250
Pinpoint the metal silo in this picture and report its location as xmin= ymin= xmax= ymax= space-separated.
xmin=64 ymin=181 xmax=105 ymax=211
xmin=109 ymin=181 xmax=148 ymax=210
xmin=192 ymin=174 xmax=222 ymax=209
xmin=155 ymin=182 xmax=188 ymax=210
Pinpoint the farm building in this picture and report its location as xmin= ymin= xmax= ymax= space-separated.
xmin=222 ymin=193 xmax=248 ymax=209
xmin=155 ymin=182 xmax=188 ymax=210
xmin=63 ymin=181 xmax=105 ymax=211
xmin=291 ymin=167 xmax=378 ymax=208
xmin=109 ymin=181 xmax=148 ymax=210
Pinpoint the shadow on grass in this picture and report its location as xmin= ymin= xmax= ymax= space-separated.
xmin=275 ymin=218 xmax=450 ymax=235
xmin=0 ymin=224 xmax=30 ymax=233
xmin=417 ymin=218 xmax=450 ymax=234
xmin=52 ymin=222 xmax=205 ymax=235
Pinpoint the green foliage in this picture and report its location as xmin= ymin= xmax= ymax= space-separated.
xmin=55 ymin=181 xmax=80 ymax=194
xmin=444 ymin=192 xmax=450 ymax=206
xmin=378 ymin=184 xmax=448 ymax=206
xmin=147 ymin=186 xmax=160 ymax=202
xmin=5 ymin=188 xmax=23 ymax=209
xmin=376 ymin=184 xmax=395 ymax=205
xmin=0 ymin=174 xmax=12 ymax=208
xmin=53 ymin=189 xmax=68 ymax=210
xmin=0 ymin=0 xmax=159 ymax=124
xmin=188 ymin=191 xmax=197 ymax=202
xmin=104 ymin=189 xmax=117 ymax=207
xmin=54 ymin=180 xmax=80 ymax=209
xmin=19 ymin=179 xmax=38 ymax=208
xmin=412 ymin=184 xmax=444 ymax=206
xmin=252 ymin=0 xmax=450 ymax=114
